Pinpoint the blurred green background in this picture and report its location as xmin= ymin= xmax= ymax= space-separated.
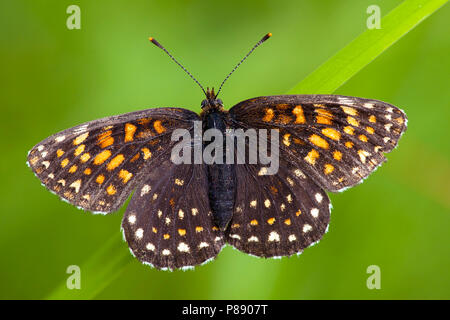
xmin=1 ymin=0 xmax=449 ymax=299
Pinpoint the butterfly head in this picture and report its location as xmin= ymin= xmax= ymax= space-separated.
xmin=201 ymin=87 xmax=223 ymax=110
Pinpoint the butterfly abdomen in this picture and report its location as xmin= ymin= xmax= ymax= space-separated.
xmin=203 ymin=110 xmax=236 ymax=231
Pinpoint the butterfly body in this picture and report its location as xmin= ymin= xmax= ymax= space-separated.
xmin=202 ymin=104 xmax=237 ymax=231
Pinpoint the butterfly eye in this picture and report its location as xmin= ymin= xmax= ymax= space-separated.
xmin=216 ymin=99 xmax=223 ymax=105
xmin=201 ymin=99 xmax=208 ymax=108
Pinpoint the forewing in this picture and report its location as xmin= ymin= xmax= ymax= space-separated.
xmin=229 ymin=95 xmax=407 ymax=192
xmin=121 ymin=159 xmax=225 ymax=270
xmin=27 ymin=108 xmax=198 ymax=213
xmin=226 ymin=159 xmax=330 ymax=258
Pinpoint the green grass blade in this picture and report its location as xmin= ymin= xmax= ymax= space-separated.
xmin=289 ymin=0 xmax=449 ymax=94
xmin=45 ymin=0 xmax=447 ymax=300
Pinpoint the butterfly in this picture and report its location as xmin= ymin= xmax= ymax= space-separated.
xmin=27 ymin=33 xmax=407 ymax=270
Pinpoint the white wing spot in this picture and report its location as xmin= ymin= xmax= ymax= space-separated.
xmin=198 ymin=242 xmax=209 ymax=249
xmin=386 ymin=107 xmax=393 ymax=113
xmin=42 ymin=161 xmax=50 ymax=169
xmin=48 ymin=173 xmax=54 ymax=179
xmin=128 ymin=215 xmax=136 ymax=224
xmin=37 ymin=145 xmax=44 ymax=151
xmin=385 ymin=114 xmax=392 ymax=120
xmin=165 ymin=217 xmax=171 ymax=225
xmin=214 ymin=236 xmax=222 ymax=242
xmin=230 ymin=234 xmax=241 ymax=240
xmin=55 ymin=135 xmax=66 ymax=142
xmin=178 ymin=209 xmax=184 ymax=219
xmin=315 ymin=193 xmax=323 ymax=203
xmin=157 ymin=210 xmax=162 ymax=218
xmin=69 ymin=179 xmax=82 ymax=193
xmin=384 ymin=123 xmax=392 ymax=132
xmin=191 ymin=208 xmax=198 ymax=216
xmin=135 ymin=228 xmax=144 ymax=240
xmin=383 ymin=137 xmax=391 ymax=143
xmin=286 ymin=177 xmax=294 ymax=186
xmin=162 ymin=249 xmax=171 ymax=256
xmin=303 ymin=224 xmax=312 ymax=233
xmin=41 ymin=151 xmax=48 ymax=158
xmin=294 ymin=169 xmax=306 ymax=178
xmin=146 ymin=243 xmax=155 ymax=251
xmin=288 ymin=234 xmax=297 ymax=242
xmin=310 ymin=208 xmax=319 ymax=218
xmin=258 ymin=167 xmax=268 ymax=176
xmin=280 ymin=203 xmax=286 ymax=212
xmin=264 ymin=199 xmax=271 ymax=208
xmin=364 ymin=103 xmax=374 ymax=109
xmin=175 ymin=178 xmax=184 ymax=186
xmin=57 ymin=179 xmax=66 ymax=186
xmin=268 ymin=231 xmax=280 ymax=242
xmin=250 ymin=200 xmax=257 ymax=208
xmin=286 ymin=194 xmax=293 ymax=203
xmin=248 ymin=236 xmax=259 ymax=242
xmin=152 ymin=193 xmax=158 ymax=200
xmin=140 ymin=184 xmax=151 ymax=196
xmin=177 ymin=242 xmax=190 ymax=253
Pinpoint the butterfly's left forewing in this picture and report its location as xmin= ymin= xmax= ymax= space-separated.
xmin=27 ymin=108 xmax=198 ymax=213
xmin=229 ymin=95 xmax=407 ymax=192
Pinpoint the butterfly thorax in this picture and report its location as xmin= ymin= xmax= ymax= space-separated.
xmin=200 ymin=91 xmax=236 ymax=231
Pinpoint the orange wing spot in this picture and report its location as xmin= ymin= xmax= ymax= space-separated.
xmin=73 ymin=132 xmax=89 ymax=145
xmin=118 ymin=169 xmax=133 ymax=184
xmin=267 ymin=218 xmax=276 ymax=225
xmin=359 ymin=134 xmax=368 ymax=142
xmin=262 ymin=108 xmax=275 ymax=122
xmin=305 ymin=149 xmax=319 ymax=165
xmin=250 ymin=219 xmax=258 ymax=226
xmin=152 ymin=227 xmax=158 ymax=233
xmin=341 ymin=106 xmax=358 ymax=116
xmin=169 ymin=198 xmax=175 ymax=207
xmin=295 ymin=210 xmax=302 ymax=216
xmin=83 ymin=168 xmax=92 ymax=175
xmin=212 ymin=226 xmax=219 ymax=231
xmin=137 ymin=118 xmax=151 ymax=125
xmin=321 ymin=128 xmax=341 ymax=141
xmin=231 ymin=223 xmax=240 ymax=228
xmin=136 ymin=129 xmax=153 ymax=139
xmin=324 ymin=163 xmax=335 ymax=175
xmin=141 ymin=147 xmax=152 ymax=160
xmin=195 ymin=226 xmax=204 ymax=233
xmin=284 ymin=218 xmax=291 ymax=226
xmin=270 ymin=186 xmax=278 ymax=194
xmin=347 ymin=116 xmax=359 ymax=127
xmin=178 ymin=229 xmax=186 ymax=236
xmin=366 ymin=126 xmax=375 ymax=134
xmin=60 ymin=158 xmax=69 ymax=168
xmin=57 ymin=149 xmax=65 ymax=157
xmin=345 ymin=141 xmax=354 ymax=148
xmin=333 ymin=150 xmax=343 ymax=161
xmin=93 ymin=150 xmax=112 ymax=165
xmin=153 ymin=120 xmax=166 ymax=134
xmin=124 ymin=123 xmax=137 ymax=142
xmin=130 ymin=153 xmax=140 ymax=163
xmin=163 ymin=234 xmax=170 ymax=240
xmin=292 ymin=105 xmax=305 ymax=124
xmin=97 ymin=130 xmax=114 ymax=148
xmin=80 ymin=153 xmax=91 ymax=163
xmin=74 ymin=144 xmax=85 ymax=157
xmin=309 ymin=134 xmax=329 ymax=149
xmin=283 ymin=133 xmax=291 ymax=146
xmin=106 ymin=184 xmax=116 ymax=195
xmin=96 ymin=174 xmax=105 ymax=184
xmin=313 ymin=104 xmax=327 ymax=108
xmin=394 ymin=117 xmax=404 ymax=125
xmin=107 ymin=154 xmax=125 ymax=171
xmin=293 ymin=137 xmax=304 ymax=144
xmin=68 ymin=165 xmax=78 ymax=173
xmin=276 ymin=103 xmax=290 ymax=110
xmin=369 ymin=115 xmax=377 ymax=123
xmin=344 ymin=126 xmax=355 ymax=135
xmin=315 ymin=109 xmax=333 ymax=125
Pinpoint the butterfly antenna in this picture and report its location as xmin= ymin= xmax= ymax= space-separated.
xmin=149 ymin=37 xmax=207 ymax=97
xmin=216 ymin=33 xmax=272 ymax=98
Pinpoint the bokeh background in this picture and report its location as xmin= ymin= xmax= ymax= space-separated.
xmin=1 ymin=0 xmax=449 ymax=299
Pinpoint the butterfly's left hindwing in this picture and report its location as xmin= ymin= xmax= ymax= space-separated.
xmin=27 ymin=108 xmax=199 ymax=213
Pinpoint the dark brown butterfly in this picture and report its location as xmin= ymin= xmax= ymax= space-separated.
xmin=27 ymin=33 xmax=407 ymax=270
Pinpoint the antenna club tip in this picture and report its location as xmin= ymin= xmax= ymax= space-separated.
xmin=148 ymin=37 xmax=154 ymax=41
xmin=267 ymin=32 xmax=272 ymax=37
xmin=261 ymin=33 xmax=272 ymax=42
